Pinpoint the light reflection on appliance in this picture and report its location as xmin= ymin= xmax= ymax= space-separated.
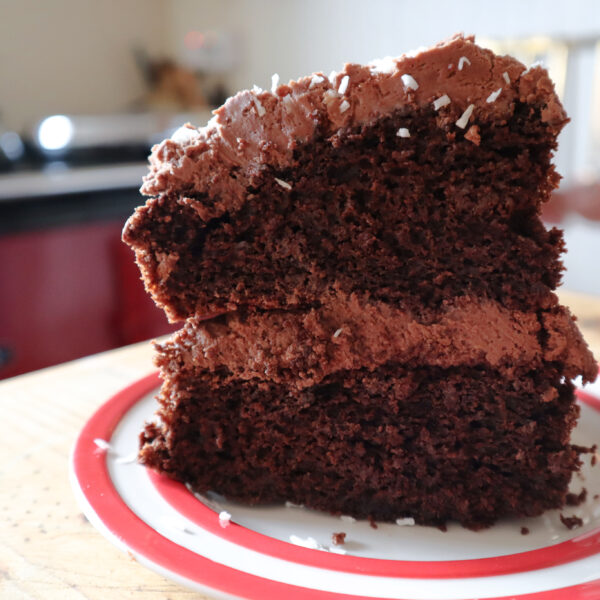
xmin=37 ymin=115 xmax=74 ymax=151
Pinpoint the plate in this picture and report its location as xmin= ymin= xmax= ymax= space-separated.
xmin=70 ymin=372 xmax=600 ymax=599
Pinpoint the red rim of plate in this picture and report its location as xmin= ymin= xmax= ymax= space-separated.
xmin=71 ymin=371 xmax=600 ymax=600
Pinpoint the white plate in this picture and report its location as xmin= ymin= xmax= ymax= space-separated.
xmin=70 ymin=372 xmax=600 ymax=599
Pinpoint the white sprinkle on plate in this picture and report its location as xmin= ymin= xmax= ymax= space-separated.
xmin=94 ymin=438 xmax=111 ymax=451
xmin=289 ymin=535 xmax=346 ymax=554
xmin=340 ymin=515 xmax=356 ymax=522
xmin=396 ymin=127 xmax=410 ymax=138
xmin=219 ymin=511 xmax=232 ymax=527
xmin=290 ymin=534 xmax=320 ymax=549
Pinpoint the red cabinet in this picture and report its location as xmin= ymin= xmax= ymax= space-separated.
xmin=0 ymin=220 xmax=175 ymax=379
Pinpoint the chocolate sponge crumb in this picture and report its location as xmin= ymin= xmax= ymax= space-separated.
xmin=560 ymin=514 xmax=583 ymax=530
xmin=332 ymin=532 xmax=346 ymax=545
xmin=520 ymin=526 xmax=530 ymax=535
xmin=566 ymin=488 xmax=587 ymax=507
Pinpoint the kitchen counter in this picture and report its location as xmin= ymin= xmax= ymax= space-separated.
xmin=0 ymin=162 xmax=147 ymax=202
xmin=1 ymin=289 xmax=599 ymax=599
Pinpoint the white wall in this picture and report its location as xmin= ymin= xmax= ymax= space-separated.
xmin=0 ymin=0 xmax=170 ymax=131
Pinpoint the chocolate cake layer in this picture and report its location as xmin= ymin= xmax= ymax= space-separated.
xmin=123 ymin=35 xmax=567 ymax=321
xmin=141 ymin=362 xmax=581 ymax=529
xmin=163 ymin=293 xmax=597 ymax=388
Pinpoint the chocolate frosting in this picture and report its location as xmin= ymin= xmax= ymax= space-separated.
xmin=158 ymin=293 xmax=597 ymax=388
xmin=136 ymin=34 xmax=567 ymax=226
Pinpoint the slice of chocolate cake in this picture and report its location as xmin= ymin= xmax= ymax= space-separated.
xmin=126 ymin=35 xmax=597 ymax=529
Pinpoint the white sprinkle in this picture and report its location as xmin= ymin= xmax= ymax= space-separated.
xmin=339 ymin=100 xmax=350 ymax=113
xmin=401 ymin=74 xmax=419 ymax=90
xmin=282 ymin=94 xmax=294 ymax=109
xmin=252 ymin=95 xmax=266 ymax=117
xmin=432 ymin=94 xmax=451 ymax=110
xmin=285 ymin=501 xmax=304 ymax=508
xmin=218 ymin=511 xmax=232 ymax=527
xmin=289 ymin=534 xmax=346 ymax=554
xmin=503 ymin=71 xmax=511 ymax=84
xmin=322 ymin=89 xmax=339 ymax=106
xmin=275 ymin=177 xmax=292 ymax=190
xmin=455 ymin=104 xmax=475 ymax=129
xmin=114 ymin=450 xmax=139 ymax=465
xmin=396 ymin=517 xmax=416 ymax=526
xmin=328 ymin=70 xmax=337 ymax=83
xmin=486 ymin=88 xmax=502 ymax=103
xmin=457 ymin=56 xmax=471 ymax=71
xmin=252 ymin=84 xmax=263 ymax=94
xmin=333 ymin=328 xmax=343 ymax=338
xmin=271 ymin=73 xmax=280 ymax=93
xmin=340 ymin=515 xmax=356 ymax=523
xmin=448 ymin=63 xmax=453 ymax=70
xmin=170 ymin=124 xmax=198 ymax=145
xmin=396 ymin=127 xmax=410 ymax=138
xmin=369 ymin=56 xmax=397 ymax=74
xmin=338 ymin=75 xmax=350 ymax=95
xmin=94 ymin=438 xmax=111 ymax=451
xmin=309 ymin=74 xmax=324 ymax=88
xmin=290 ymin=535 xmax=320 ymax=549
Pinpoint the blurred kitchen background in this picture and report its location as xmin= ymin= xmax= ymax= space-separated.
xmin=1 ymin=0 xmax=599 ymax=379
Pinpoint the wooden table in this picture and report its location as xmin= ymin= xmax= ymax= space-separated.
xmin=1 ymin=290 xmax=599 ymax=599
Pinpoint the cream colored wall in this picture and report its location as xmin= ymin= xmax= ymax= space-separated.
xmin=0 ymin=0 xmax=170 ymax=131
